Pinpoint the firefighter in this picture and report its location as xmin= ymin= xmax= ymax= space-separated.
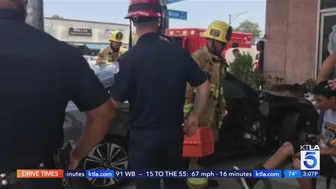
xmin=184 ymin=20 xmax=232 ymax=189
xmin=96 ymin=30 xmax=127 ymax=65
xmin=132 ymin=32 xmax=138 ymax=46
xmin=110 ymin=0 xmax=211 ymax=189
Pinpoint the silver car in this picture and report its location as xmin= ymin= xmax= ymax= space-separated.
xmin=83 ymin=55 xmax=97 ymax=67
xmin=64 ymin=64 xmax=130 ymax=189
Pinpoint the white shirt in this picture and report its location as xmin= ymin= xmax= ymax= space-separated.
xmin=321 ymin=109 xmax=336 ymax=162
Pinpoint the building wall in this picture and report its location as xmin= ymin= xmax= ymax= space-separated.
xmin=44 ymin=18 xmax=130 ymax=45
xmin=264 ymin=0 xmax=318 ymax=83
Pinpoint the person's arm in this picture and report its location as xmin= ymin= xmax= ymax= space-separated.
xmin=320 ymin=147 xmax=336 ymax=156
xmin=184 ymin=56 xmax=199 ymax=117
xmin=193 ymin=81 xmax=210 ymax=117
xmin=184 ymin=82 xmax=195 ymax=117
xmin=184 ymin=51 xmax=210 ymax=117
xmin=96 ymin=48 xmax=106 ymax=65
xmin=120 ymin=47 xmax=128 ymax=55
xmin=318 ymin=52 xmax=336 ymax=83
xmin=110 ymin=57 xmax=132 ymax=108
xmin=68 ymin=51 xmax=115 ymax=163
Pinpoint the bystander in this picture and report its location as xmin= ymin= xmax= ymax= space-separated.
xmin=256 ymin=40 xmax=264 ymax=73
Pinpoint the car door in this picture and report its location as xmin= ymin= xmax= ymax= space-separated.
xmin=63 ymin=64 xmax=130 ymax=144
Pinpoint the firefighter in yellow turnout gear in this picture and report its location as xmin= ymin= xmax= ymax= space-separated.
xmin=184 ymin=21 xmax=232 ymax=189
xmin=96 ymin=30 xmax=127 ymax=65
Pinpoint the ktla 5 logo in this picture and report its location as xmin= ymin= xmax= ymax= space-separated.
xmin=300 ymin=145 xmax=320 ymax=170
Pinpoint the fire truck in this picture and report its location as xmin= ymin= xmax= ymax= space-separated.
xmin=165 ymin=28 xmax=253 ymax=57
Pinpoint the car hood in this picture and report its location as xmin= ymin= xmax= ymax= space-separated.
xmin=66 ymin=64 xmax=117 ymax=112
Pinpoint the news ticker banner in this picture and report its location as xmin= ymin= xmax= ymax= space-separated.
xmin=16 ymin=169 xmax=320 ymax=179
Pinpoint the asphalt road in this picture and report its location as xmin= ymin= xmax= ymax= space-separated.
xmin=72 ymin=155 xmax=336 ymax=189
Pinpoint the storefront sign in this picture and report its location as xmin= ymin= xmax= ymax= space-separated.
xmin=105 ymin=29 xmax=113 ymax=37
xmin=69 ymin=28 xmax=92 ymax=36
xmin=104 ymin=29 xmax=125 ymax=38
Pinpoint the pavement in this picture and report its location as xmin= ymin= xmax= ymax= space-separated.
xmin=73 ymin=155 xmax=336 ymax=189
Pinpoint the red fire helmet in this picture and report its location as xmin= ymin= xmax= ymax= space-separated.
xmin=125 ymin=0 xmax=162 ymax=19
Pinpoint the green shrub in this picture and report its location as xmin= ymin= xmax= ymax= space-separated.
xmin=228 ymin=53 xmax=315 ymax=97
xmin=229 ymin=53 xmax=265 ymax=88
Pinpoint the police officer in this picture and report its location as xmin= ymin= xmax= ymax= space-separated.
xmin=184 ymin=21 xmax=232 ymax=189
xmin=110 ymin=0 xmax=211 ymax=189
xmin=0 ymin=1 xmax=116 ymax=188
xmin=96 ymin=30 xmax=128 ymax=65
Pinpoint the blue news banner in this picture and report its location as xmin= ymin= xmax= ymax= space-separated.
xmin=63 ymin=170 xmax=290 ymax=179
xmin=283 ymin=170 xmax=320 ymax=178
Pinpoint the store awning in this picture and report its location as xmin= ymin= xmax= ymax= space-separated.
xmin=84 ymin=44 xmax=108 ymax=50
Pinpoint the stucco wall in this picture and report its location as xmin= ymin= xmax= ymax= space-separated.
xmin=44 ymin=18 xmax=130 ymax=45
xmin=265 ymin=0 xmax=318 ymax=83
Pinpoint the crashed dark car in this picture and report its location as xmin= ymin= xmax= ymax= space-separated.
xmin=64 ymin=64 xmax=130 ymax=189
xmin=63 ymin=64 xmax=318 ymax=189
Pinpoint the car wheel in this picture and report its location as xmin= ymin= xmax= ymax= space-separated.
xmin=279 ymin=113 xmax=306 ymax=144
xmin=80 ymin=135 xmax=129 ymax=189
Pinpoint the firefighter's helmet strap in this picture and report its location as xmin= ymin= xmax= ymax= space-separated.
xmin=211 ymin=40 xmax=216 ymax=56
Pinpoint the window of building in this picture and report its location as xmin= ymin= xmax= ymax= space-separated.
xmin=322 ymin=16 xmax=335 ymax=62
xmin=317 ymin=12 xmax=336 ymax=71
xmin=320 ymin=0 xmax=336 ymax=9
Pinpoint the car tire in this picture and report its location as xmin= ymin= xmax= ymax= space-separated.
xmin=78 ymin=135 xmax=129 ymax=189
xmin=279 ymin=113 xmax=305 ymax=143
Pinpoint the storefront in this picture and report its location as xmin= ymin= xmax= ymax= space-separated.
xmin=264 ymin=0 xmax=336 ymax=83
xmin=44 ymin=18 xmax=130 ymax=55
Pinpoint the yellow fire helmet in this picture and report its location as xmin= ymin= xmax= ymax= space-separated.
xmin=109 ymin=30 xmax=123 ymax=43
xmin=202 ymin=21 xmax=233 ymax=43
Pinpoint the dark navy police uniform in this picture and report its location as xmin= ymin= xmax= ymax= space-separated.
xmin=110 ymin=33 xmax=207 ymax=189
xmin=0 ymin=9 xmax=110 ymax=189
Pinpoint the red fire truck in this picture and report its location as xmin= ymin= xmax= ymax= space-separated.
xmin=166 ymin=28 xmax=253 ymax=57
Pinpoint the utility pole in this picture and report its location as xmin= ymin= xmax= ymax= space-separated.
xmin=229 ymin=11 xmax=248 ymax=26
xmin=159 ymin=0 xmax=169 ymax=35
xmin=229 ymin=14 xmax=232 ymax=25
xmin=26 ymin=0 xmax=44 ymax=31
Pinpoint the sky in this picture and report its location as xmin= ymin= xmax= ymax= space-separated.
xmin=43 ymin=0 xmax=266 ymax=31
